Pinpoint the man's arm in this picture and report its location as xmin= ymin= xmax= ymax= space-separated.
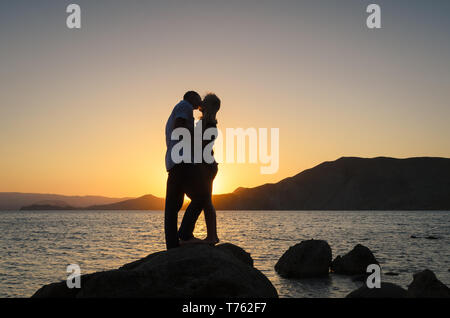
xmin=174 ymin=117 xmax=187 ymax=129
xmin=173 ymin=103 xmax=194 ymax=132
xmin=174 ymin=117 xmax=194 ymax=136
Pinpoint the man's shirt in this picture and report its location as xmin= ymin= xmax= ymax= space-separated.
xmin=165 ymin=100 xmax=194 ymax=171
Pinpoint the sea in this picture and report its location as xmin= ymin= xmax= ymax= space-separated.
xmin=0 ymin=210 xmax=449 ymax=298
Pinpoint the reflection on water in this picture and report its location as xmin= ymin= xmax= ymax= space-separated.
xmin=0 ymin=210 xmax=448 ymax=298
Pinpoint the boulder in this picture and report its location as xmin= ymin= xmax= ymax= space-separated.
xmin=346 ymin=282 xmax=408 ymax=298
xmin=275 ymin=239 xmax=332 ymax=278
xmin=407 ymin=269 xmax=450 ymax=298
xmin=331 ymin=244 xmax=378 ymax=275
xmin=32 ymin=243 xmax=278 ymax=298
xmin=216 ymin=243 xmax=253 ymax=267
xmin=351 ymin=274 xmax=366 ymax=282
xmin=385 ymin=272 xmax=399 ymax=276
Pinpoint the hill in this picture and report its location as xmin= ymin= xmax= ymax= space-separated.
xmin=0 ymin=193 xmax=131 ymax=210
xmin=85 ymin=194 xmax=164 ymax=210
xmin=12 ymin=157 xmax=450 ymax=211
xmin=212 ymin=157 xmax=450 ymax=210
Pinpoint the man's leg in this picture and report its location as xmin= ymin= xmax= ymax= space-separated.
xmin=178 ymin=197 xmax=206 ymax=241
xmin=164 ymin=167 xmax=185 ymax=249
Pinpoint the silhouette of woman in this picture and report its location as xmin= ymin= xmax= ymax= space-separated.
xmin=197 ymin=93 xmax=221 ymax=244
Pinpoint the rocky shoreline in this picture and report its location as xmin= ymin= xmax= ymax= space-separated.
xmin=32 ymin=243 xmax=278 ymax=298
xmin=32 ymin=240 xmax=449 ymax=298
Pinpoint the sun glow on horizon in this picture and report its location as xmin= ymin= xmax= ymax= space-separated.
xmin=1 ymin=1 xmax=450 ymax=198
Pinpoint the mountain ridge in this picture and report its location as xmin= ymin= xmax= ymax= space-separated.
xmin=0 ymin=193 xmax=132 ymax=211
xmin=212 ymin=156 xmax=450 ymax=210
xmin=8 ymin=156 xmax=450 ymax=211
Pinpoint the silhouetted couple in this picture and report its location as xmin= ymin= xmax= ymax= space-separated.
xmin=164 ymin=91 xmax=221 ymax=249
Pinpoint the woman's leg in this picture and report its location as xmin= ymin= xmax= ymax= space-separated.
xmin=203 ymin=198 xmax=219 ymax=243
xmin=202 ymin=164 xmax=219 ymax=243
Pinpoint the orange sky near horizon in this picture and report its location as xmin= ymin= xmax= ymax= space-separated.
xmin=1 ymin=1 xmax=450 ymax=198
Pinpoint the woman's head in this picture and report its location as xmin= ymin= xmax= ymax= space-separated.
xmin=201 ymin=93 xmax=221 ymax=124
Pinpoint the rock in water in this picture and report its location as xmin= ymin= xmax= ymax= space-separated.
xmin=32 ymin=243 xmax=278 ymax=298
xmin=346 ymin=282 xmax=408 ymax=298
xmin=407 ymin=269 xmax=450 ymax=298
xmin=385 ymin=272 xmax=399 ymax=276
xmin=274 ymin=239 xmax=332 ymax=278
xmin=331 ymin=244 xmax=378 ymax=275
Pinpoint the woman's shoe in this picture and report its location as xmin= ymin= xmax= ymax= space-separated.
xmin=204 ymin=237 xmax=220 ymax=245
xmin=179 ymin=237 xmax=208 ymax=246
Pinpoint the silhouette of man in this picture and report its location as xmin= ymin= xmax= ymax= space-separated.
xmin=164 ymin=91 xmax=206 ymax=249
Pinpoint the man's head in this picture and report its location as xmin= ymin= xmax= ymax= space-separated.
xmin=183 ymin=91 xmax=202 ymax=109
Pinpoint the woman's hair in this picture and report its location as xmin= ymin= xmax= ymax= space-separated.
xmin=201 ymin=93 xmax=221 ymax=125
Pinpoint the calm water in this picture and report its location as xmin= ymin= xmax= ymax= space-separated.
xmin=0 ymin=210 xmax=449 ymax=298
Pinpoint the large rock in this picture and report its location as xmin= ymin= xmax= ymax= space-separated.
xmin=331 ymin=244 xmax=378 ymax=275
xmin=32 ymin=243 xmax=278 ymax=298
xmin=407 ymin=269 xmax=450 ymax=298
xmin=275 ymin=239 xmax=332 ymax=278
xmin=346 ymin=282 xmax=408 ymax=298
xmin=216 ymin=243 xmax=253 ymax=267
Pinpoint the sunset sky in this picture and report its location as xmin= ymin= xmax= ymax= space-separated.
xmin=1 ymin=0 xmax=450 ymax=198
